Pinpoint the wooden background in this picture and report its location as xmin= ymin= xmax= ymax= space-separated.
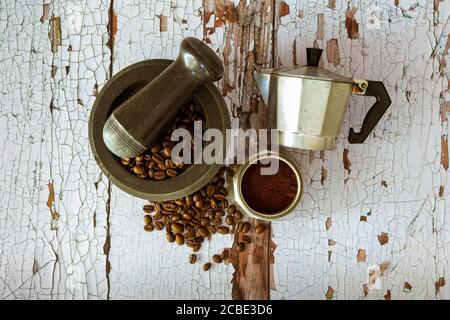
xmin=0 ymin=0 xmax=449 ymax=300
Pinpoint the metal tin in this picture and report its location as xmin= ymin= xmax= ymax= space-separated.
xmin=226 ymin=150 xmax=303 ymax=221
xmin=89 ymin=59 xmax=230 ymax=201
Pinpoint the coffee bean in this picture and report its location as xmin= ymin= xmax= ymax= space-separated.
xmin=154 ymin=170 xmax=166 ymax=180
xmin=143 ymin=204 xmax=154 ymax=213
xmin=236 ymin=222 xmax=243 ymax=233
xmin=227 ymin=204 xmax=236 ymax=215
xmin=193 ymin=193 xmax=201 ymax=202
xmin=161 ymin=146 xmax=173 ymax=158
xmin=183 ymin=213 xmax=192 ymax=220
xmin=189 ymin=254 xmax=197 ymax=264
xmin=148 ymin=169 xmax=155 ymax=179
xmin=144 ymin=215 xmax=152 ymax=225
xmin=207 ymin=184 xmax=216 ymax=197
xmin=154 ymin=203 xmax=162 ymax=212
xmin=193 ymin=243 xmax=201 ymax=252
xmin=153 ymin=212 xmax=163 ymax=221
xmin=166 ymin=232 xmax=175 ymax=243
xmin=167 ymin=169 xmax=178 ymax=177
xmin=236 ymin=242 xmax=245 ymax=252
xmin=213 ymin=193 xmax=226 ymax=201
xmin=221 ymin=250 xmax=229 ymax=261
xmin=161 ymin=216 xmax=170 ymax=225
xmin=157 ymin=163 xmax=168 ymax=171
xmin=198 ymin=226 xmax=209 ymax=237
xmin=186 ymin=240 xmax=195 ymax=248
xmin=203 ymin=263 xmax=211 ymax=271
xmin=195 ymin=236 xmax=204 ymax=244
xmin=242 ymin=235 xmax=251 ymax=244
xmin=195 ymin=200 xmax=203 ymax=208
xmin=171 ymin=223 xmax=184 ymax=233
xmin=151 ymin=144 xmax=162 ymax=153
xmin=207 ymin=225 xmax=217 ymax=234
xmin=242 ymin=222 xmax=251 ymax=234
xmin=255 ymin=224 xmax=266 ymax=234
xmin=154 ymin=221 xmax=164 ymax=231
xmin=175 ymin=233 xmax=184 ymax=245
xmin=144 ymin=224 xmax=154 ymax=232
xmin=212 ymin=254 xmax=222 ymax=264
xmin=133 ymin=165 xmax=145 ymax=175
xmin=225 ymin=215 xmax=235 ymax=225
xmin=217 ymin=226 xmax=229 ymax=234
xmin=175 ymin=199 xmax=185 ymax=206
xmin=151 ymin=154 xmax=165 ymax=165
xmin=200 ymin=218 xmax=210 ymax=226
xmin=234 ymin=211 xmax=243 ymax=220
xmin=185 ymin=195 xmax=193 ymax=206
xmin=163 ymin=203 xmax=176 ymax=212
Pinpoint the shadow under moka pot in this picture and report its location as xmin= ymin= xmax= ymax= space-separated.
xmin=255 ymin=48 xmax=392 ymax=150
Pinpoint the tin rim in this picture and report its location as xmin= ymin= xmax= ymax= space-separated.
xmin=234 ymin=150 xmax=303 ymax=221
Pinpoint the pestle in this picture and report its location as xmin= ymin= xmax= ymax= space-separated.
xmin=103 ymin=37 xmax=224 ymax=159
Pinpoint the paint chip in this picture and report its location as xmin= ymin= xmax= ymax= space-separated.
xmin=357 ymin=249 xmax=366 ymax=262
xmin=435 ymin=277 xmax=446 ymax=295
xmin=404 ymin=282 xmax=412 ymax=291
xmin=343 ymin=148 xmax=351 ymax=174
xmin=316 ymin=14 xmax=324 ymax=40
xmin=325 ymin=286 xmax=334 ymax=300
xmin=326 ymin=217 xmax=332 ymax=230
xmin=384 ymin=290 xmax=391 ymax=300
xmin=381 ymin=180 xmax=388 ymax=188
xmin=345 ymin=7 xmax=359 ymax=39
xmin=439 ymin=185 xmax=444 ymax=197
xmin=279 ymin=2 xmax=290 ymax=17
xmin=321 ymin=167 xmax=327 ymax=185
xmin=378 ymin=232 xmax=389 ymax=245
xmin=49 ymin=16 xmax=62 ymax=53
xmin=441 ymin=136 xmax=448 ymax=171
xmin=326 ymin=39 xmax=340 ymax=66
xmin=328 ymin=239 xmax=337 ymax=246
xmin=40 ymin=4 xmax=50 ymax=23
xmin=327 ymin=0 xmax=336 ymax=9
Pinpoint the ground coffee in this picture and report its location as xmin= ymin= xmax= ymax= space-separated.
xmin=241 ymin=159 xmax=297 ymax=214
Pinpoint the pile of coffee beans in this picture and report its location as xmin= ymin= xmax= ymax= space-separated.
xmin=142 ymin=167 xmax=267 ymax=271
xmin=120 ymin=101 xmax=203 ymax=180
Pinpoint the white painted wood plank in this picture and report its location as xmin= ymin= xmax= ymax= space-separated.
xmin=272 ymin=0 xmax=450 ymax=300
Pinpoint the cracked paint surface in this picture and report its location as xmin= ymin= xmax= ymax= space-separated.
xmin=0 ymin=0 xmax=449 ymax=300
xmin=273 ymin=0 xmax=450 ymax=300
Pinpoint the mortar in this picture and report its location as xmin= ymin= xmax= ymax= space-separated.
xmin=89 ymin=59 xmax=230 ymax=201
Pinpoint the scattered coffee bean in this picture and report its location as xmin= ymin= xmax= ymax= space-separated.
xmin=236 ymin=242 xmax=245 ymax=252
xmin=166 ymin=232 xmax=175 ymax=243
xmin=144 ymin=224 xmax=154 ymax=232
xmin=255 ymin=224 xmax=267 ymax=234
xmin=242 ymin=222 xmax=251 ymax=234
xmin=144 ymin=215 xmax=152 ymax=225
xmin=171 ymin=223 xmax=184 ymax=233
xmin=143 ymin=204 xmax=154 ymax=213
xmin=234 ymin=211 xmax=243 ymax=220
xmin=227 ymin=205 xmax=236 ymax=215
xmin=203 ymin=262 xmax=211 ymax=271
xmin=242 ymin=235 xmax=251 ymax=244
xmin=189 ymin=254 xmax=197 ymax=264
xmin=198 ymin=226 xmax=209 ymax=237
xmin=175 ymin=233 xmax=185 ymax=245
xmin=212 ymin=254 xmax=222 ymax=264
xmin=154 ymin=221 xmax=164 ymax=231
xmin=217 ymin=226 xmax=229 ymax=234
xmin=225 ymin=215 xmax=235 ymax=225
xmin=221 ymin=250 xmax=229 ymax=261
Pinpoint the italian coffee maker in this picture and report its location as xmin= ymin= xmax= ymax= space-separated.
xmin=255 ymin=48 xmax=391 ymax=150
